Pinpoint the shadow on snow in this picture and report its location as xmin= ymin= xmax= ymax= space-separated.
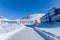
xmin=25 ymin=22 xmax=60 ymax=40
xmin=33 ymin=27 xmax=60 ymax=40
xmin=25 ymin=22 xmax=60 ymax=28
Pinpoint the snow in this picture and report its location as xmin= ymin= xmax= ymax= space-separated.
xmin=28 ymin=13 xmax=45 ymax=23
xmin=0 ymin=27 xmax=24 ymax=40
xmin=6 ymin=27 xmax=44 ymax=40
xmin=0 ymin=14 xmax=60 ymax=40
xmin=35 ymin=26 xmax=60 ymax=36
xmin=34 ymin=27 xmax=60 ymax=40
xmin=0 ymin=14 xmax=45 ymax=40
xmin=0 ymin=24 xmax=18 ymax=35
xmin=0 ymin=25 xmax=25 ymax=40
xmin=20 ymin=13 xmax=45 ymax=23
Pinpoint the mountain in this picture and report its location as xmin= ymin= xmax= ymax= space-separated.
xmin=18 ymin=14 xmax=45 ymax=25
xmin=29 ymin=13 xmax=45 ymax=23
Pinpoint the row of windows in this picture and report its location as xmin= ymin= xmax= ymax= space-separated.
xmin=19 ymin=20 xmax=38 ymax=24
xmin=40 ymin=7 xmax=60 ymax=23
xmin=49 ymin=8 xmax=60 ymax=17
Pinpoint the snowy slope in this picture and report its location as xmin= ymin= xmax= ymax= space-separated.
xmin=0 ymin=24 xmax=25 ymax=40
xmin=0 ymin=18 xmax=23 ymax=35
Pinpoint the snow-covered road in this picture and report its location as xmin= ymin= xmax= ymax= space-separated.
xmin=6 ymin=27 xmax=43 ymax=40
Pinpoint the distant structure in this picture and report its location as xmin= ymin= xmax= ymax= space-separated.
xmin=0 ymin=16 xmax=8 ymax=21
xmin=0 ymin=16 xmax=38 ymax=25
xmin=18 ymin=19 xmax=38 ymax=25
xmin=40 ymin=7 xmax=60 ymax=23
xmin=0 ymin=16 xmax=17 ymax=25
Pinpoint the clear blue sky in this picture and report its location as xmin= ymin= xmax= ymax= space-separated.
xmin=0 ymin=0 xmax=60 ymax=19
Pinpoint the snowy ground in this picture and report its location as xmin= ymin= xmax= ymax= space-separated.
xmin=0 ymin=24 xmax=26 ymax=40
xmin=0 ymin=14 xmax=60 ymax=40
xmin=0 ymin=23 xmax=60 ymax=40
xmin=34 ymin=27 xmax=60 ymax=40
xmin=6 ymin=27 xmax=44 ymax=40
xmin=3 ymin=22 xmax=60 ymax=40
xmin=35 ymin=27 xmax=60 ymax=36
xmin=0 ymin=26 xmax=25 ymax=40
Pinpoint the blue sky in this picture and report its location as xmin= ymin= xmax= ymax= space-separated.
xmin=0 ymin=0 xmax=60 ymax=19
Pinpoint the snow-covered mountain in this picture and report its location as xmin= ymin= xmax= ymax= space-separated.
xmin=18 ymin=13 xmax=45 ymax=25
xmin=28 ymin=13 xmax=45 ymax=23
xmin=22 ymin=13 xmax=45 ymax=22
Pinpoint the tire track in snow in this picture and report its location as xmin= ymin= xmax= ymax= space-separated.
xmin=33 ymin=27 xmax=60 ymax=40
